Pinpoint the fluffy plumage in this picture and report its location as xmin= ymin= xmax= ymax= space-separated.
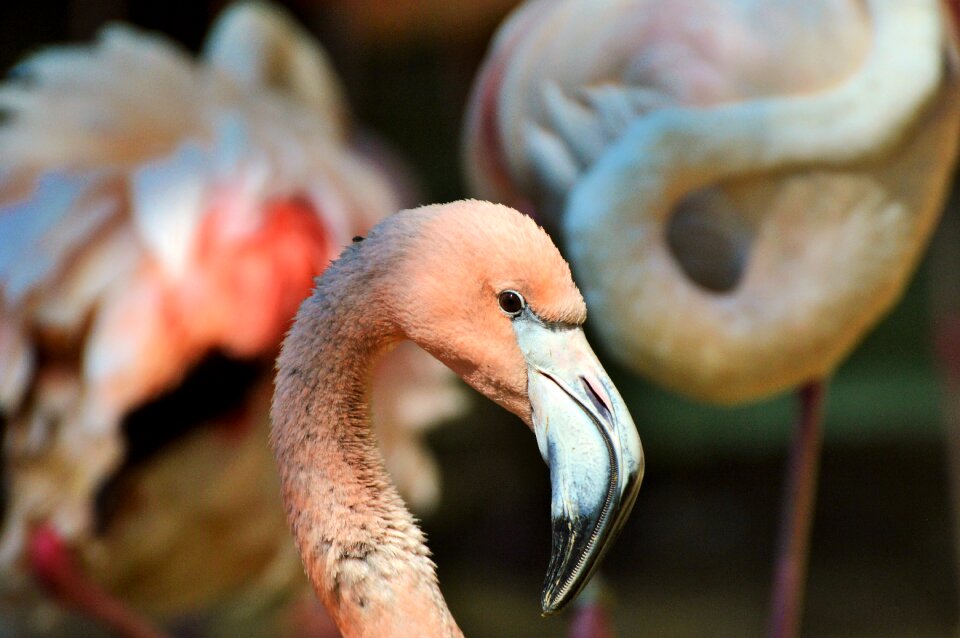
xmin=464 ymin=0 xmax=960 ymax=403
xmin=0 ymin=3 xmax=463 ymax=634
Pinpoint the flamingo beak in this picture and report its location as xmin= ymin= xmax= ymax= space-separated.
xmin=513 ymin=315 xmax=644 ymax=614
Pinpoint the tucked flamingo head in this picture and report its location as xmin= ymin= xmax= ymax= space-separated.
xmin=343 ymin=200 xmax=644 ymax=612
xmin=464 ymin=0 xmax=960 ymax=404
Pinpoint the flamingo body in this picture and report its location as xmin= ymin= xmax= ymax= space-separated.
xmin=0 ymin=4 xmax=464 ymax=634
xmin=465 ymin=0 xmax=960 ymax=403
xmin=463 ymin=3 xmax=960 ymax=636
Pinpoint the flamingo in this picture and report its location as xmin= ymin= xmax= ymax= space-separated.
xmin=271 ymin=199 xmax=644 ymax=637
xmin=0 ymin=3 xmax=465 ymax=635
xmin=463 ymin=0 xmax=960 ymax=635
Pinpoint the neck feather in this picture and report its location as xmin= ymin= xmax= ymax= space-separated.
xmin=271 ymin=242 xmax=461 ymax=638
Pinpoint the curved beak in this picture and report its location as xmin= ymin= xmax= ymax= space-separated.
xmin=513 ymin=316 xmax=644 ymax=614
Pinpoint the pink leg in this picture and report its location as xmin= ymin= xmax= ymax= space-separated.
xmin=567 ymin=578 xmax=614 ymax=638
xmin=766 ymin=382 xmax=826 ymax=638
xmin=934 ymin=316 xmax=960 ymax=624
xmin=29 ymin=524 xmax=171 ymax=638
xmin=928 ymin=193 xmax=960 ymax=628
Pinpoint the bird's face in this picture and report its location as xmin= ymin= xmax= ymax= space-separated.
xmin=390 ymin=201 xmax=643 ymax=612
xmin=500 ymin=295 xmax=644 ymax=614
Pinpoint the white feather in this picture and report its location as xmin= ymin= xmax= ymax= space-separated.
xmin=131 ymin=141 xmax=211 ymax=277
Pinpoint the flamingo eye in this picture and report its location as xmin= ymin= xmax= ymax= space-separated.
xmin=498 ymin=290 xmax=525 ymax=317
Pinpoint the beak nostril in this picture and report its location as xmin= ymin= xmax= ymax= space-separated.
xmin=580 ymin=376 xmax=612 ymax=422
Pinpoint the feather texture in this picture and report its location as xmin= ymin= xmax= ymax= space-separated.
xmin=0 ymin=4 xmax=463 ymax=633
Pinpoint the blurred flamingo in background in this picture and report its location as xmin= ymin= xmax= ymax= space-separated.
xmin=464 ymin=0 xmax=960 ymax=635
xmin=0 ymin=3 xmax=465 ymax=636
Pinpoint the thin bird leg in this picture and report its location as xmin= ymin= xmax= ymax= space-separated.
xmin=567 ymin=575 xmax=614 ymax=638
xmin=766 ymin=381 xmax=826 ymax=638
xmin=28 ymin=524 xmax=171 ymax=638
xmin=935 ymin=315 xmax=960 ymax=624
xmin=928 ymin=202 xmax=960 ymax=626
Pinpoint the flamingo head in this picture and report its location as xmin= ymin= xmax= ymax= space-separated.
xmin=375 ymin=200 xmax=644 ymax=613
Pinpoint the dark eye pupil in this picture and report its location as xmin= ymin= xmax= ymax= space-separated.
xmin=498 ymin=291 xmax=523 ymax=315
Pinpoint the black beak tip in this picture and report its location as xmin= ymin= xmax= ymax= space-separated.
xmin=540 ymin=588 xmax=565 ymax=616
xmin=539 ymin=513 xmax=590 ymax=615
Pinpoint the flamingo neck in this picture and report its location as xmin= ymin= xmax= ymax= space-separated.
xmin=560 ymin=0 xmax=953 ymax=403
xmin=271 ymin=246 xmax=461 ymax=638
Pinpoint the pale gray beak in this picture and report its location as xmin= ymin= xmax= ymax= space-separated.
xmin=513 ymin=313 xmax=644 ymax=614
